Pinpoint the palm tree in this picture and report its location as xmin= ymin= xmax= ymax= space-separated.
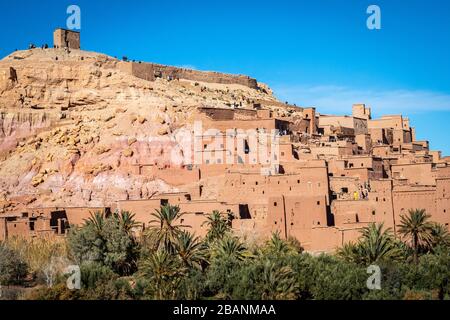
xmin=359 ymin=223 xmax=404 ymax=263
xmin=264 ymin=232 xmax=298 ymax=256
xmin=202 ymin=210 xmax=230 ymax=242
xmin=286 ymin=236 xmax=304 ymax=254
xmin=174 ymin=231 xmax=207 ymax=269
xmin=429 ymin=223 xmax=450 ymax=249
xmin=397 ymin=209 xmax=433 ymax=264
xmin=113 ymin=210 xmax=141 ymax=234
xmin=338 ymin=242 xmax=363 ymax=264
xmin=338 ymin=223 xmax=404 ymax=264
xmin=84 ymin=211 xmax=106 ymax=234
xmin=259 ymin=261 xmax=299 ymax=300
xmin=211 ymin=236 xmax=248 ymax=262
xmin=140 ymin=250 xmax=187 ymax=300
xmin=148 ymin=204 xmax=188 ymax=253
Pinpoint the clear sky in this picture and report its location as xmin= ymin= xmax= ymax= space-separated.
xmin=1 ymin=0 xmax=449 ymax=155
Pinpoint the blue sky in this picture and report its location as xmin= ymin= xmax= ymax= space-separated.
xmin=1 ymin=0 xmax=449 ymax=155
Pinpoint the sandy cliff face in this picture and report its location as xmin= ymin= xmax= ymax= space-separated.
xmin=0 ymin=48 xmax=283 ymax=210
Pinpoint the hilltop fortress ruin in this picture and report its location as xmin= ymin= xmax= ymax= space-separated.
xmin=0 ymin=29 xmax=449 ymax=252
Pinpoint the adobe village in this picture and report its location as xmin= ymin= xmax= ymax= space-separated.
xmin=1 ymin=29 xmax=449 ymax=253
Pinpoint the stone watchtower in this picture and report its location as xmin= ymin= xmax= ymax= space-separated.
xmin=53 ymin=28 xmax=80 ymax=49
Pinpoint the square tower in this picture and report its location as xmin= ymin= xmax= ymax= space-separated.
xmin=303 ymin=107 xmax=317 ymax=135
xmin=53 ymin=28 xmax=80 ymax=49
xmin=352 ymin=103 xmax=371 ymax=120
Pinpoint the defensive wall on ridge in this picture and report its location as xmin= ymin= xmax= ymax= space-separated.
xmin=118 ymin=61 xmax=259 ymax=89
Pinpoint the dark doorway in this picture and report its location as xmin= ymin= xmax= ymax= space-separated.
xmin=238 ymin=204 xmax=251 ymax=219
xmin=50 ymin=211 xmax=68 ymax=234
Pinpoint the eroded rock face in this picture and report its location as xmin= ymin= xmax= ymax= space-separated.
xmin=0 ymin=48 xmax=292 ymax=209
xmin=0 ymin=112 xmax=52 ymax=153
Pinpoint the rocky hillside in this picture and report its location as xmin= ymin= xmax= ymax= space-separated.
xmin=0 ymin=48 xmax=294 ymax=212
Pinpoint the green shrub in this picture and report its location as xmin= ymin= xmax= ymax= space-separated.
xmin=24 ymin=283 xmax=78 ymax=300
xmin=67 ymin=212 xmax=140 ymax=276
xmin=205 ymin=255 xmax=242 ymax=299
xmin=177 ymin=269 xmax=208 ymax=300
xmin=67 ymin=223 xmax=105 ymax=265
xmin=406 ymin=246 xmax=450 ymax=299
xmin=230 ymin=257 xmax=299 ymax=300
xmin=309 ymin=255 xmax=368 ymax=300
xmin=80 ymin=262 xmax=117 ymax=289
xmin=0 ymin=242 xmax=28 ymax=285
xmin=79 ymin=277 xmax=135 ymax=300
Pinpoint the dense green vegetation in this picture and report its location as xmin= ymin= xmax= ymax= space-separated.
xmin=1 ymin=206 xmax=450 ymax=300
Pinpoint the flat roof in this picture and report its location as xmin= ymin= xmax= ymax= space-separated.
xmin=54 ymin=28 xmax=80 ymax=34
